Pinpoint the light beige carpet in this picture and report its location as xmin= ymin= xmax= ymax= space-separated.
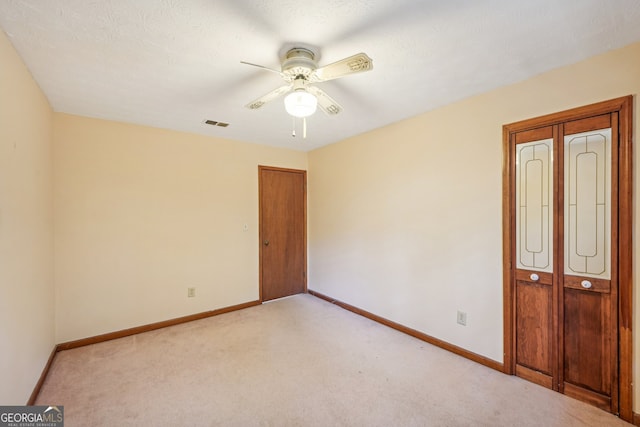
xmin=36 ymin=293 xmax=629 ymax=426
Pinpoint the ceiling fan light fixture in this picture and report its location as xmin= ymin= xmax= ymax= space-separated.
xmin=284 ymin=90 xmax=317 ymax=118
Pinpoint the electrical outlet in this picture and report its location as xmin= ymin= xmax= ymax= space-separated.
xmin=187 ymin=287 xmax=196 ymax=298
xmin=457 ymin=310 xmax=467 ymax=326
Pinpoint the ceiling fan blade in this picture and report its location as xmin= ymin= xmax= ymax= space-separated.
xmin=240 ymin=61 xmax=284 ymax=77
xmin=307 ymin=86 xmax=343 ymax=115
xmin=311 ymin=53 xmax=373 ymax=82
xmin=245 ymin=84 xmax=292 ymax=110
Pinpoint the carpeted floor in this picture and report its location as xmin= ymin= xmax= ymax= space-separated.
xmin=36 ymin=293 xmax=630 ymax=426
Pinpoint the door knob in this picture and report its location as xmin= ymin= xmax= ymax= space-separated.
xmin=581 ymin=280 xmax=592 ymax=289
xmin=264 ymin=240 xmax=269 ymax=246
xmin=529 ymin=273 xmax=539 ymax=282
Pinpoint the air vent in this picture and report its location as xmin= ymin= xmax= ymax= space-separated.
xmin=204 ymin=120 xmax=229 ymax=127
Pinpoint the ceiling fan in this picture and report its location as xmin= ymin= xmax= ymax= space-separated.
xmin=241 ymin=47 xmax=373 ymax=124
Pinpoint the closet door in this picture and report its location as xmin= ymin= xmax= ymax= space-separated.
xmin=513 ymin=126 xmax=557 ymax=388
xmin=560 ymin=114 xmax=618 ymax=410
xmin=504 ymin=96 xmax=632 ymax=420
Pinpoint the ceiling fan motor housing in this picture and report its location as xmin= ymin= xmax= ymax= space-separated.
xmin=282 ymin=48 xmax=317 ymax=79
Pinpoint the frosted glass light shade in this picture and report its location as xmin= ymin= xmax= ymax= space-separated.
xmin=284 ymin=90 xmax=317 ymax=117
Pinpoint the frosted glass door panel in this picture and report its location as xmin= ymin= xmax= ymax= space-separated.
xmin=564 ymin=128 xmax=611 ymax=279
xmin=516 ymin=138 xmax=553 ymax=272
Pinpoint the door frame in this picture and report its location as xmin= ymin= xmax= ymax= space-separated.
xmin=258 ymin=165 xmax=307 ymax=302
xmin=502 ymin=96 xmax=633 ymax=421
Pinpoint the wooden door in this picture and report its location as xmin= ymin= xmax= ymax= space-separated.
xmin=513 ymin=126 xmax=557 ymax=389
xmin=503 ymin=96 xmax=633 ymax=420
xmin=259 ymin=166 xmax=306 ymax=302
xmin=560 ymin=115 xmax=618 ymax=410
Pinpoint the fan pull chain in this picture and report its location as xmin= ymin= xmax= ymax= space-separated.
xmin=290 ymin=117 xmax=309 ymax=139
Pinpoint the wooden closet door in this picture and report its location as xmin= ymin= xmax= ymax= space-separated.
xmin=512 ymin=126 xmax=557 ymax=389
xmin=504 ymin=96 xmax=633 ymax=420
xmin=560 ymin=114 xmax=618 ymax=411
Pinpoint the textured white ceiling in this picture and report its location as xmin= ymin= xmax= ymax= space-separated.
xmin=1 ymin=0 xmax=640 ymax=151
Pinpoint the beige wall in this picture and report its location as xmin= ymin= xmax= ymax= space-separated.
xmin=308 ymin=42 xmax=640 ymax=408
xmin=53 ymin=114 xmax=307 ymax=342
xmin=0 ymin=30 xmax=54 ymax=403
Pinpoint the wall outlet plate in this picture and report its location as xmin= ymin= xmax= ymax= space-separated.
xmin=457 ymin=310 xmax=467 ymax=326
xmin=187 ymin=287 xmax=196 ymax=298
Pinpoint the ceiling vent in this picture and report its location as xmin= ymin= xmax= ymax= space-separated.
xmin=204 ymin=120 xmax=229 ymax=127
